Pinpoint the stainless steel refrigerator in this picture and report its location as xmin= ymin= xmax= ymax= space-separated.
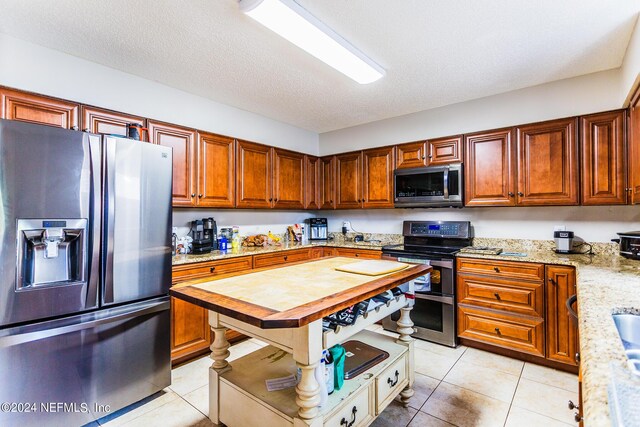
xmin=0 ymin=119 xmax=173 ymax=426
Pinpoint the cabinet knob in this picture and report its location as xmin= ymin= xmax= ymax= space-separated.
xmin=508 ymin=192 xmax=514 ymax=197
xmin=548 ymin=278 xmax=556 ymax=285
xmin=269 ymin=198 xmax=273 ymax=202
xmin=284 ymin=255 xmax=288 ymax=261
xmin=494 ymin=292 xmax=501 ymax=300
xmin=355 ymin=254 xmax=359 ymax=257
xmin=574 ymin=413 xmax=582 ymax=423
xmin=493 ymin=267 xmax=500 ymax=273
xmin=330 ymin=200 xmax=333 ymax=203
xmin=421 ymin=155 xmax=426 ymax=159
xmin=83 ymin=128 xmax=90 ymax=132
xmin=428 ymin=155 xmax=433 ymax=158
xmin=576 ymin=352 xmax=580 ymax=363
xmin=71 ymin=126 xmax=79 ymax=131
xmin=568 ymin=400 xmax=579 ymax=410
xmin=198 ymin=194 xmax=203 ymax=198
xmin=517 ymin=192 xmax=524 ymax=197
xmin=274 ymin=198 xmax=278 ymax=202
xmin=209 ymin=267 xmax=216 ymax=273
xmin=494 ymin=327 xmax=501 ymax=335
xmin=191 ymin=193 xmax=196 ymax=198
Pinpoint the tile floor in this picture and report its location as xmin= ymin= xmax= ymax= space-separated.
xmin=99 ymin=325 xmax=578 ymax=427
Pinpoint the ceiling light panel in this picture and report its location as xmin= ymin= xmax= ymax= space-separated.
xmin=240 ymin=0 xmax=385 ymax=84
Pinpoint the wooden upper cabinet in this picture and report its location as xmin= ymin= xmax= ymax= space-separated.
xmin=272 ymin=148 xmax=305 ymax=209
xmin=320 ymin=156 xmax=336 ymax=209
xmin=197 ymin=132 xmax=235 ymax=208
xmin=516 ymin=118 xmax=579 ymax=206
xmin=148 ymin=121 xmax=197 ymax=207
xmin=362 ymin=146 xmax=395 ymax=208
xmin=427 ymin=135 xmax=463 ymax=166
xmin=335 ymin=151 xmax=362 ymax=209
xmin=545 ymin=265 xmax=578 ymax=366
xmin=82 ymin=105 xmax=146 ymax=140
xmin=464 ymin=129 xmax=515 ymax=206
xmin=0 ymin=87 xmax=79 ymax=129
xmin=580 ymin=111 xmax=627 ymax=205
xmin=630 ymin=91 xmax=640 ymax=205
xmin=236 ymin=139 xmax=272 ymax=208
xmin=396 ymin=140 xmax=427 ymax=169
xmin=304 ymin=155 xmax=321 ymax=209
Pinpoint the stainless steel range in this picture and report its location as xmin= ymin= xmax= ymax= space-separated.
xmin=382 ymin=220 xmax=472 ymax=347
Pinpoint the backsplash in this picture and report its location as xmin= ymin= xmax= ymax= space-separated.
xmin=328 ymin=232 xmax=402 ymax=246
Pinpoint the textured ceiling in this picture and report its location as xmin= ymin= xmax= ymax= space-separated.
xmin=0 ymin=0 xmax=638 ymax=133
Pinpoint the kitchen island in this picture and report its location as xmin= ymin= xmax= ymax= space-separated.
xmin=170 ymin=257 xmax=431 ymax=427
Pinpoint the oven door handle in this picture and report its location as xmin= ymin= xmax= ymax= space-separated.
xmin=414 ymin=293 xmax=454 ymax=304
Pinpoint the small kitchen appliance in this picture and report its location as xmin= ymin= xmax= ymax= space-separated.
xmin=382 ymin=220 xmax=473 ymax=347
xmin=203 ymin=217 xmax=218 ymax=250
xmin=613 ymin=231 xmax=640 ymax=260
xmin=308 ymin=218 xmax=328 ymax=241
xmin=191 ymin=219 xmax=212 ymax=254
xmin=126 ymin=122 xmax=149 ymax=141
xmin=554 ymin=231 xmax=576 ymax=254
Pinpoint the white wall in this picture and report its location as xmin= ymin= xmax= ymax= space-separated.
xmin=319 ymin=69 xmax=622 ymax=155
xmin=172 ymin=209 xmax=314 ymax=238
xmin=321 ymin=206 xmax=640 ymax=243
xmin=0 ymin=33 xmax=319 ymax=154
xmin=621 ymin=15 xmax=640 ymax=104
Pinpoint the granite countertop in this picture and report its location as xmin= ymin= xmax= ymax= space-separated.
xmin=172 ymin=240 xmax=389 ymax=266
xmin=456 ymin=243 xmax=640 ymax=426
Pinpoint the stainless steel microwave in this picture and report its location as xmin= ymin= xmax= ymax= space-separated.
xmin=393 ymin=164 xmax=463 ymax=208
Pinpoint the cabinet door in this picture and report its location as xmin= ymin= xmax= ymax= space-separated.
xmin=464 ymin=129 xmax=515 ymax=206
xmin=545 ymin=265 xmax=578 ymax=366
xmin=197 ymin=132 xmax=235 ymax=208
xmin=171 ymin=297 xmax=211 ymax=364
xmin=516 ymin=118 xmax=579 ymax=206
xmin=0 ymin=87 xmax=79 ymax=129
xmin=630 ymin=90 xmax=640 ymax=204
xmin=396 ymin=141 xmax=427 ymax=169
xmin=427 ymin=135 xmax=463 ymax=166
xmin=305 ymin=155 xmax=321 ymax=209
xmin=82 ymin=105 xmax=146 ymax=140
xmin=272 ymin=148 xmax=305 ymax=209
xmin=320 ymin=156 xmax=336 ymax=209
xmin=580 ymin=111 xmax=627 ymax=205
xmin=362 ymin=146 xmax=395 ymax=208
xmin=148 ymin=121 xmax=197 ymax=207
xmin=335 ymin=151 xmax=362 ymax=209
xmin=236 ymin=140 xmax=272 ymax=208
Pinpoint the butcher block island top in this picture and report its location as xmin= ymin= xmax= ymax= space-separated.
xmin=170 ymin=257 xmax=431 ymax=329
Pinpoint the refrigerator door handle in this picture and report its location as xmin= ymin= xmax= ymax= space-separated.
xmin=0 ymin=300 xmax=169 ymax=349
xmin=103 ymin=139 xmax=117 ymax=304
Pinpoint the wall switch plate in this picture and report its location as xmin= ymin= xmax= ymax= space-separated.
xmin=553 ymin=225 xmax=566 ymax=232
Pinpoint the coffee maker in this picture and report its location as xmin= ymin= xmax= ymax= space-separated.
xmin=191 ymin=219 xmax=212 ymax=254
xmin=308 ymin=218 xmax=328 ymax=241
xmin=203 ymin=217 xmax=218 ymax=250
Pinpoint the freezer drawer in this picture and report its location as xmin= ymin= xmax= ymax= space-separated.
xmin=0 ymin=297 xmax=170 ymax=427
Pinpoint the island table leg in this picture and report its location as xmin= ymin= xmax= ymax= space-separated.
xmin=209 ymin=312 xmax=231 ymax=426
xmin=396 ymin=304 xmax=415 ymax=408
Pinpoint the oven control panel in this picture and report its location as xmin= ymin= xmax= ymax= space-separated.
xmin=404 ymin=221 xmax=471 ymax=239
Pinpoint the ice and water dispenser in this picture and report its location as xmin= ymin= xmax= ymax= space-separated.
xmin=16 ymin=219 xmax=88 ymax=289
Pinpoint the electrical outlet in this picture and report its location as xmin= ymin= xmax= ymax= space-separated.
xmin=553 ymin=225 xmax=566 ymax=232
xmin=343 ymin=221 xmax=351 ymax=230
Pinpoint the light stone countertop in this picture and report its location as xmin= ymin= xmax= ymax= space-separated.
xmin=456 ymin=247 xmax=640 ymax=426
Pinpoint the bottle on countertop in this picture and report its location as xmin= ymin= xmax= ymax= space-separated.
xmin=219 ymin=235 xmax=228 ymax=251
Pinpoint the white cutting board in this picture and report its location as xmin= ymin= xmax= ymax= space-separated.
xmin=335 ymin=260 xmax=409 ymax=276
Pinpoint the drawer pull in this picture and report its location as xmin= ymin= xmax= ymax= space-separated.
xmin=493 ymin=267 xmax=500 ymax=272
xmin=340 ymin=406 xmax=358 ymax=427
xmin=284 ymin=255 xmax=288 ymax=261
xmin=355 ymin=254 xmax=359 ymax=257
xmin=495 ymin=327 xmax=501 ymax=335
xmin=494 ymin=292 xmax=501 ymax=300
xmin=209 ymin=267 xmax=216 ymax=273
xmin=387 ymin=370 xmax=400 ymax=387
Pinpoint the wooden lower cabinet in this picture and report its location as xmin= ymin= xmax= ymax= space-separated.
xmin=546 ymin=265 xmax=579 ymax=366
xmin=253 ymin=248 xmax=312 ymax=268
xmin=457 ymin=257 xmax=578 ymax=370
xmin=334 ymin=247 xmax=382 ymax=259
xmin=171 ymin=256 xmax=252 ymax=365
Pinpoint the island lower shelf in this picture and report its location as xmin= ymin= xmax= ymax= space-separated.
xmin=219 ymin=330 xmax=408 ymax=427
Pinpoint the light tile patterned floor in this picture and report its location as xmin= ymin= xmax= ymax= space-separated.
xmin=99 ymin=325 xmax=578 ymax=427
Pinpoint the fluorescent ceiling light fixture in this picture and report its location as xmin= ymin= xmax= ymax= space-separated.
xmin=239 ymin=0 xmax=385 ymax=84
